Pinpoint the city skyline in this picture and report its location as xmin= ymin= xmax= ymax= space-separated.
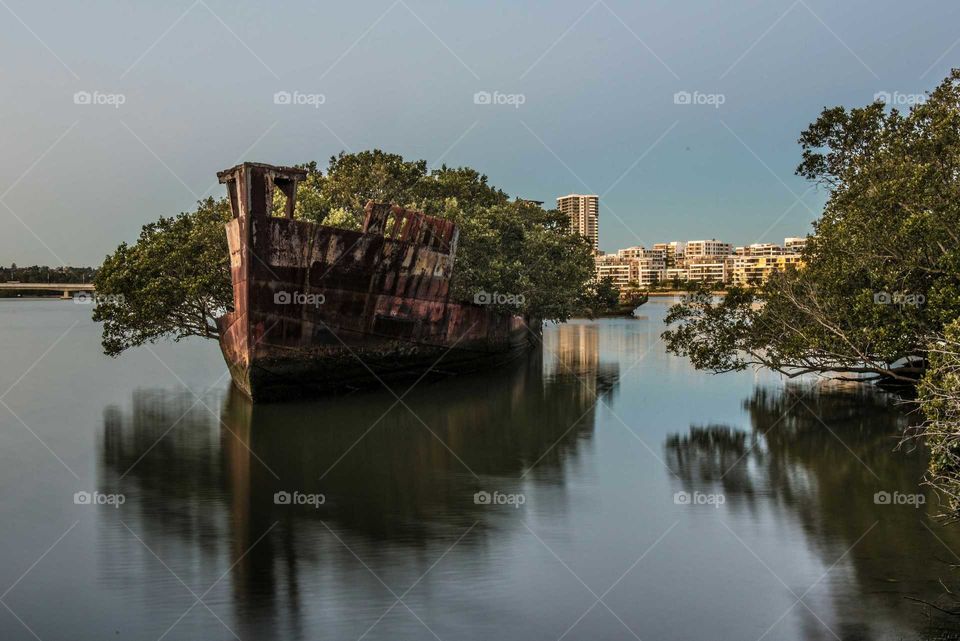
xmin=3 ymin=0 xmax=957 ymax=265
xmin=595 ymin=235 xmax=807 ymax=288
xmin=552 ymin=184 xmax=809 ymax=285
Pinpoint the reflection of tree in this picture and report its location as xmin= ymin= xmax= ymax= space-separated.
xmin=100 ymin=336 xmax=619 ymax=637
xmin=665 ymin=384 xmax=960 ymax=637
xmin=102 ymin=390 xmax=230 ymax=550
xmin=665 ymin=425 xmax=761 ymax=504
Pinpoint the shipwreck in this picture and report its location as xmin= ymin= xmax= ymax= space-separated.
xmin=215 ymin=162 xmax=537 ymax=402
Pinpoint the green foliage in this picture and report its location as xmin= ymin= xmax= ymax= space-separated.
xmin=297 ymin=151 xmax=426 ymax=225
xmin=663 ymin=285 xmax=758 ymax=372
xmin=290 ymin=151 xmax=511 ymax=227
xmin=663 ymin=69 xmax=960 ymax=383
xmin=93 ymin=197 xmax=232 ymax=356
xmin=918 ymin=319 xmax=960 ymax=512
xmin=577 ymin=278 xmax=645 ymax=317
xmin=322 ymin=206 xmax=361 ymax=231
xmin=592 ymin=277 xmax=622 ymax=313
xmin=443 ymin=199 xmax=595 ymax=321
xmin=287 ymin=152 xmax=591 ymax=321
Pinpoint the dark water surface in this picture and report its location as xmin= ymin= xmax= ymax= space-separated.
xmin=1 ymin=299 xmax=959 ymax=640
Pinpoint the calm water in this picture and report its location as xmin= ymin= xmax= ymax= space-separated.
xmin=1 ymin=298 xmax=958 ymax=640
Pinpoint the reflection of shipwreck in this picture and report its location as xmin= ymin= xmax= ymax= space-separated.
xmin=215 ymin=163 xmax=536 ymax=402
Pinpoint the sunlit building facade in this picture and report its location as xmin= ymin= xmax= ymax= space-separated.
xmin=557 ymin=194 xmax=599 ymax=252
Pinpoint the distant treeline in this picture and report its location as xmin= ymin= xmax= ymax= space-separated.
xmin=0 ymin=264 xmax=96 ymax=284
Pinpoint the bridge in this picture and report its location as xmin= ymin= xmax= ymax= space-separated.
xmin=0 ymin=283 xmax=95 ymax=299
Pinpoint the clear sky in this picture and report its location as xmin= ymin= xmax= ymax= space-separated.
xmin=2 ymin=0 xmax=958 ymax=265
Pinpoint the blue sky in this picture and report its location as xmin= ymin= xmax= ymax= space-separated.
xmin=1 ymin=0 xmax=958 ymax=264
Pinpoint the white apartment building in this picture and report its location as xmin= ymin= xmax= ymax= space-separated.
xmin=662 ymin=268 xmax=689 ymax=285
xmin=594 ymin=255 xmax=637 ymax=289
xmin=557 ymin=194 xmax=599 ymax=252
xmin=686 ymin=261 xmax=728 ymax=283
xmin=735 ymin=243 xmax=783 ymax=256
xmin=617 ymin=246 xmax=666 ymax=269
xmin=685 ymin=239 xmax=733 ymax=260
xmin=595 ymin=252 xmax=664 ymax=289
xmin=784 ymin=237 xmax=807 ymax=252
xmin=616 ymin=246 xmax=647 ymax=260
xmin=652 ymin=242 xmax=684 ymax=268
xmin=636 ymin=266 xmax=662 ymax=287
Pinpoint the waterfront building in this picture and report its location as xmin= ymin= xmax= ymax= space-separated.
xmin=594 ymin=254 xmax=638 ymax=289
xmin=616 ymin=246 xmax=648 ymax=260
xmin=557 ymin=194 xmax=599 ymax=251
xmin=725 ymin=252 xmax=804 ymax=285
xmin=597 ymin=235 xmax=805 ymax=291
xmin=684 ymin=239 xmax=733 ymax=261
xmin=784 ymin=237 xmax=807 ymax=252
xmin=595 ymin=252 xmax=664 ymax=289
xmin=735 ymin=243 xmax=783 ymax=256
xmin=686 ymin=261 xmax=728 ymax=283
xmin=635 ymin=260 xmax=663 ymax=287
xmin=663 ymin=267 xmax=689 ymax=284
xmin=652 ymin=242 xmax=685 ymax=268
xmin=616 ymin=246 xmax=666 ymax=270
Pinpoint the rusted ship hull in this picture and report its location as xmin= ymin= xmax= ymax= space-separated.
xmin=215 ymin=163 xmax=537 ymax=402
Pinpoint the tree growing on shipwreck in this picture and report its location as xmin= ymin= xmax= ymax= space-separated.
xmin=94 ymin=151 xmax=601 ymax=397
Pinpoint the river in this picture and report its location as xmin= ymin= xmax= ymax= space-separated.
xmin=0 ymin=298 xmax=957 ymax=640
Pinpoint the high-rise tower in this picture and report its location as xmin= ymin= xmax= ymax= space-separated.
xmin=556 ymin=194 xmax=599 ymax=251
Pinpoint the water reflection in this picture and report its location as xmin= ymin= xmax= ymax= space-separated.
xmin=100 ymin=326 xmax=620 ymax=638
xmin=666 ymin=385 xmax=960 ymax=637
xmin=89 ymin=317 xmax=960 ymax=640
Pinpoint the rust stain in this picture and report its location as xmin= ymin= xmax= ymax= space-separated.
xmin=214 ymin=162 xmax=537 ymax=402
